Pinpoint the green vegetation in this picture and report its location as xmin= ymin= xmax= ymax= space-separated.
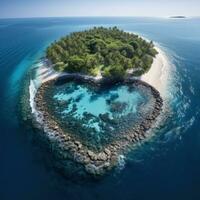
xmin=46 ymin=27 xmax=158 ymax=80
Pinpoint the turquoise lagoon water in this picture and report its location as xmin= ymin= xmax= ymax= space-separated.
xmin=46 ymin=81 xmax=148 ymax=148
xmin=1 ymin=17 xmax=200 ymax=200
xmin=53 ymin=83 xmax=145 ymax=129
xmin=54 ymin=84 xmax=143 ymax=119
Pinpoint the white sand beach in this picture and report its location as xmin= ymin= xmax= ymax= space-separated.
xmin=141 ymin=46 xmax=170 ymax=98
xmin=36 ymin=61 xmax=62 ymax=83
xmin=36 ymin=60 xmax=103 ymax=84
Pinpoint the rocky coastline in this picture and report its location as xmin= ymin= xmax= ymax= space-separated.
xmin=34 ymin=75 xmax=163 ymax=176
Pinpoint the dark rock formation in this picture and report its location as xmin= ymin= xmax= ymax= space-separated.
xmin=33 ymin=76 xmax=163 ymax=176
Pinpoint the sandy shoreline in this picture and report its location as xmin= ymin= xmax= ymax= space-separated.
xmin=36 ymin=60 xmax=62 ymax=83
xmin=36 ymin=59 xmax=103 ymax=85
xmin=141 ymin=46 xmax=170 ymax=98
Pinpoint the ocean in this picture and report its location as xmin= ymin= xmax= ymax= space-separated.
xmin=0 ymin=17 xmax=200 ymax=200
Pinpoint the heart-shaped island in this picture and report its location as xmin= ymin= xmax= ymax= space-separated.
xmin=29 ymin=27 xmax=164 ymax=177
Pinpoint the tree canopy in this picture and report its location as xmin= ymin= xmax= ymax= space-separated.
xmin=46 ymin=27 xmax=158 ymax=80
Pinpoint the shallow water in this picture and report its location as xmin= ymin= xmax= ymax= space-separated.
xmin=44 ymin=81 xmax=149 ymax=148
xmin=1 ymin=17 xmax=200 ymax=200
xmin=54 ymin=84 xmax=143 ymax=119
xmin=53 ymin=83 xmax=144 ymax=127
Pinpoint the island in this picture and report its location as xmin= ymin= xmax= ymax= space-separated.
xmin=26 ymin=27 xmax=164 ymax=177
xmin=46 ymin=27 xmax=158 ymax=80
xmin=170 ymin=16 xmax=186 ymax=19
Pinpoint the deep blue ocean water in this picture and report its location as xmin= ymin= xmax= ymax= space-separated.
xmin=0 ymin=17 xmax=200 ymax=200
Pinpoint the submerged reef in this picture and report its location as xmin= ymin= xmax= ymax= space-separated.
xmin=33 ymin=75 xmax=163 ymax=177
